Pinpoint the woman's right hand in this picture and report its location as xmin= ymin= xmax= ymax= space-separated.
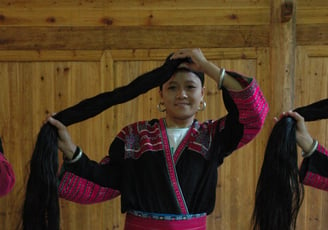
xmin=47 ymin=116 xmax=76 ymax=160
xmin=170 ymin=48 xmax=208 ymax=73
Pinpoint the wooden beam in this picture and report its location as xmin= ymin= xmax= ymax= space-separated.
xmin=0 ymin=25 xmax=270 ymax=50
xmin=297 ymin=24 xmax=328 ymax=46
xmin=270 ymin=0 xmax=296 ymax=113
xmin=0 ymin=8 xmax=269 ymax=27
xmin=0 ymin=0 xmax=269 ymax=9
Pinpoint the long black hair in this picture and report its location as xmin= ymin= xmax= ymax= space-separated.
xmin=22 ymin=56 xmax=188 ymax=230
xmin=252 ymin=98 xmax=328 ymax=230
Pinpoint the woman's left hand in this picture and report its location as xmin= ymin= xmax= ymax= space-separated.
xmin=274 ymin=111 xmax=313 ymax=153
xmin=46 ymin=116 xmax=77 ymax=159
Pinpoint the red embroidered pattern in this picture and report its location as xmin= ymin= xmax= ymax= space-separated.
xmin=58 ymin=156 xmax=120 ymax=203
xmin=302 ymin=144 xmax=328 ymax=191
xmin=58 ymin=171 xmax=120 ymax=204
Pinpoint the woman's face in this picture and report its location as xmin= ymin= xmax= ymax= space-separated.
xmin=160 ymin=70 xmax=204 ymax=124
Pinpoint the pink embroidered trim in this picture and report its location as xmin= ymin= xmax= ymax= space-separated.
xmin=160 ymin=119 xmax=188 ymax=214
xmin=318 ymin=144 xmax=328 ymax=157
xmin=58 ymin=171 xmax=120 ymax=204
xmin=173 ymin=128 xmax=193 ymax=164
xmin=302 ymin=144 xmax=328 ymax=191
xmin=303 ymin=171 xmax=328 ymax=192
xmin=230 ymin=80 xmax=269 ymax=149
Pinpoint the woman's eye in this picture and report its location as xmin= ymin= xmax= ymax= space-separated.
xmin=168 ymin=86 xmax=177 ymax=90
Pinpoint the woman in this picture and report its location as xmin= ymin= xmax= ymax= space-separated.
xmin=49 ymin=48 xmax=269 ymax=229
xmin=276 ymin=111 xmax=328 ymax=191
xmin=0 ymin=137 xmax=15 ymax=197
xmin=251 ymin=100 xmax=328 ymax=230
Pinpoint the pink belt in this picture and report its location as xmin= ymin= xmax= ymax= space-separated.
xmin=124 ymin=212 xmax=207 ymax=230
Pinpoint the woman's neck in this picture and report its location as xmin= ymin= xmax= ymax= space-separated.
xmin=164 ymin=117 xmax=194 ymax=128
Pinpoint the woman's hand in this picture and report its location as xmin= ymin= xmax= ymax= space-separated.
xmin=170 ymin=48 xmax=244 ymax=90
xmin=46 ymin=116 xmax=76 ymax=160
xmin=274 ymin=111 xmax=314 ymax=153
xmin=170 ymin=48 xmax=208 ymax=72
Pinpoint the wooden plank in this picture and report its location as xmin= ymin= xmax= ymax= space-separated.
xmin=0 ymin=25 xmax=270 ymax=50
xmin=295 ymin=46 xmax=328 ymax=107
xmin=109 ymin=47 xmax=262 ymax=60
xmin=297 ymin=8 xmax=328 ymax=24
xmin=270 ymin=0 xmax=296 ymax=114
xmin=0 ymin=0 xmax=269 ymax=9
xmin=0 ymin=50 xmax=103 ymax=61
xmin=298 ymin=0 xmax=328 ymax=8
xmin=298 ymin=46 xmax=328 ymax=57
xmin=0 ymin=47 xmax=263 ymax=61
xmin=0 ymin=8 xmax=270 ymax=27
xmin=297 ymin=24 xmax=328 ymax=46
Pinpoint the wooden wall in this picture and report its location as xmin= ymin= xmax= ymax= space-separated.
xmin=0 ymin=0 xmax=327 ymax=229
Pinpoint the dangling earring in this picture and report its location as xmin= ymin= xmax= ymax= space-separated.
xmin=157 ymin=102 xmax=166 ymax=112
xmin=198 ymin=100 xmax=206 ymax=111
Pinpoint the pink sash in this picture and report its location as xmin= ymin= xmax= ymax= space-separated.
xmin=124 ymin=212 xmax=206 ymax=230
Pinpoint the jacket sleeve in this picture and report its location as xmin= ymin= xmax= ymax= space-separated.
xmin=214 ymin=71 xmax=269 ymax=164
xmin=300 ymin=143 xmax=328 ymax=191
xmin=61 ymin=132 xmax=126 ymax=190
xmin=58 ymin=155 xmax=120 ymax=204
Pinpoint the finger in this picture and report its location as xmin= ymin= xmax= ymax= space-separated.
xmin=277 ymin=112 xmax=286 ymax=120
xmin=171 ymin=53 xmax=187 ymax=60
xmin=274 ymin=111 xmax=287 ymax=122
xmin=43 ymin=112 xmax=57 ymax=124
xmin=290 ymin=111 xmax=304 ymax=122
xmin=178 ymin=63 xmax=190 ymax=68
xmin=283 ymin=110 xmax=295 ymax=118
xmin=171 ymin=49 xmax=191 ymax=59
xmin=43 ymin=115 xmax=51 ymax=124
xmin=48 ymin=117 xmax=64 ymax=129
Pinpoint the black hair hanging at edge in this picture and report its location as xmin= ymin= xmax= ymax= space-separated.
xmin=22 ymin=56 xmax=188 ymax=230
xmin=252 ymin=98 xmax=328 ymax=230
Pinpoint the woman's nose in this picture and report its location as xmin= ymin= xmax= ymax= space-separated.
xmin=176 ymin=89 xmax=187 ymax=99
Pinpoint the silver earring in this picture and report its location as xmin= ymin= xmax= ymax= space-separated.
xmin=157 ymin=102 xmax=166 ymax=112
xmin=198 ymin=101 xmax=206 ymax=111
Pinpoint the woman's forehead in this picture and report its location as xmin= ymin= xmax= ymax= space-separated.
xmin=168 ymin=71 xmax=202 ymax=83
